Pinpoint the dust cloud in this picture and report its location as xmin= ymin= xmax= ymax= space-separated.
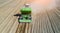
xmin=29 ymin=0 xmax=59 ymax=14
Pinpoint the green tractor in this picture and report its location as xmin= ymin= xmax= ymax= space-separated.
xmin=14 ymin=4 xmax=32 ymax=23
xmin=19 ymin=7 xmax=32 ymax=23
